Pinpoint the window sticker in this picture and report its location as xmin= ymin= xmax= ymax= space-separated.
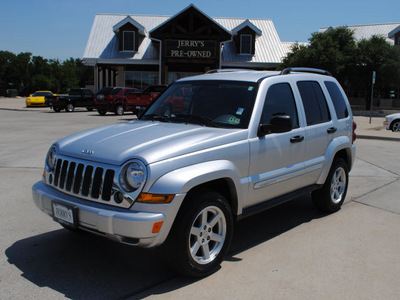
xmin=228 ymin=116 xmax=241 ymax=125
xmin=236 ymin=108 xmax=244 ymax=115
xmin=248 ymin=87 xmax=254 ymax=91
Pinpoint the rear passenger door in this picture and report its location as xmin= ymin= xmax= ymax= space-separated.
xmin=296 ymin=81 xmax=335 ymax=184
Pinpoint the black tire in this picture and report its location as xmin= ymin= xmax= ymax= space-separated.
xmin=53 ymin=107 xmax=61 ymax=112
xmin=98 ymin=109 xmax=107 ymax=116
xmin=391 ymin=120 xmax=400 ymax=132
xmin=86 ymin=107 xmax=94 ymax=111
xmin=166 ymin=191 xmax=233 ymax=277
xmin=115 ymin=105 xmax=124 ymax=115
xmin=312 ymin=157 xmax=349 ymax=213
xmin=66 ymin=103 xmax=74 ymax=112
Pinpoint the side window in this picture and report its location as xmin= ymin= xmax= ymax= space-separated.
xmin=324 ymin=81 xmax=349 ymax=119
xmin=261 ymin=83 xmax=299 ymax=128
xmin=297 ymin=81 xmax=331 ymax=126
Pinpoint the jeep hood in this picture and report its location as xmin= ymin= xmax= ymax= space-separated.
xmin=56 ymin=121 xmax=247 ymax=165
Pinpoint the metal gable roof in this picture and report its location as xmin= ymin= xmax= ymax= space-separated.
xmin=83 ymin=13 xmax=288 ymax=65
xmin=319 ymin=23 xmax=400 ymax=45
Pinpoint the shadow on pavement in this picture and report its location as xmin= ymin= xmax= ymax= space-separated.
xmin=6 ymin=194 xmax=325 ymax=299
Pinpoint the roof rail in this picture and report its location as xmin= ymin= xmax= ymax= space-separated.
xmin=206 ymin=68 xmax=253 ymax=74
xmin=280 ymin=67 xmax=332 ymax=76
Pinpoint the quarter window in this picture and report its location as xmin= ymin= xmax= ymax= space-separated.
xmin=297 ymin=81 xmax=331 ymax=125
xmin=261 ymin=83 xmax=299 ymax=128
xmin=123 ymin=31 xmax=135 ymax=51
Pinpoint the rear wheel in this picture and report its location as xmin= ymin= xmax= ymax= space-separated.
xmin=86 ymin=107 xmax=94 ymax=111
xmin=97 ymin=109 xmax=107 ymax=116
xmin=312 ymin=157 xmax=348 ymax=213
xmin=66 ymin=103 xmax=74 ymax=112
xmin=53 ymin=107 xmax=61 ymax=112
xmin=165 ymin=191 xmax=233 ymax=277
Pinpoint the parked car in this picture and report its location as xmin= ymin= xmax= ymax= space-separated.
xmin=126 ymin=85 xmax=168 ymax=115
xmin=383 ymin=113 xmax=400 ymax=132
xmin=26 ymin=91 xmax=56 ymax=107
xmin=46 ymin=88 xmax=94 ymax=112
xmin=94 ymin=87 xmax=140 ymax=115
xmin=32 ymin=68 xmax=356 ymax=277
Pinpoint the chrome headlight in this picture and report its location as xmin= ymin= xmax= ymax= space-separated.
xmin=119 ymin=160 xmax=147 ymax=192
xmin=46 ymin=146 xmax=57 ymax=171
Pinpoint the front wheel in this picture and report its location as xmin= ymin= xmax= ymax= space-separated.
xmin=391 ymin=120 xmax=400 ymax=132
xmin=312 ymin=157 xmax=349 ymax=213
xmin=97 ymin=109 xmax=107 ymax=116
xmin=115 ymin=105 xmax=124 ymax=115
xmin=166 ymin=191 xmax=233 ymax=277
xmin=53 ymin=107 xmax=61 ymax=112
xmin=66 ymin=103 xmax=74 ymax=112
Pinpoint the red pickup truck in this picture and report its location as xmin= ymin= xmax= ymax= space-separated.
xmin=126 ymin=85 xmax=167 ymax=116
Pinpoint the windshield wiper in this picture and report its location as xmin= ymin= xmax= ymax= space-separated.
xmin=175 ymin=114 xmax=219 ymax=127
xmin=143 ymin=113 xmax=171 ymax=123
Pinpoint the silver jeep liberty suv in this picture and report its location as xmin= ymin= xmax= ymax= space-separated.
xmin=33 ymin=68 xmax=356 ymax=277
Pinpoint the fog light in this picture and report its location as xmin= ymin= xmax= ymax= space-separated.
xmin=114 ymin=191 xmax=124 ymax=204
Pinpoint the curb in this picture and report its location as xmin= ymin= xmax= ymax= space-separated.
xmin=357 ymin=134 xmax=400 ymax=142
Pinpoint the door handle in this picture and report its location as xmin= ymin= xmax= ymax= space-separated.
xmin=327 ymin=127 xmax=337 ymax=134
xmin=290 ymin=135 xmax=304 ymax=143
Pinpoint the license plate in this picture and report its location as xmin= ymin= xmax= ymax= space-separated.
xmin=52 ymin=202 xmax=78 ymax=229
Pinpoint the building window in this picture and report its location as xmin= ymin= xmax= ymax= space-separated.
xmin=123 ymin=31 xmax=135 ymax=51
xmin=168 ymin=72 xmax=202 ymax=84
xmin=240 ymin=34 xmax=252 ymax=54
xmin=125 ymin=71 xmax=158 ymax=90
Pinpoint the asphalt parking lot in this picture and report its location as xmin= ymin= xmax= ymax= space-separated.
xmin=1 ymin=98 xmax=400 ymax=299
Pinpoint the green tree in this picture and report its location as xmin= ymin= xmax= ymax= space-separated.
xmin=282 ymin=27 xmax=357 ymax=87
xmin=354 ymin=35 xmax=400 ymax=106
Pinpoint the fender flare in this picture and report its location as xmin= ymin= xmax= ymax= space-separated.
xmin=147 ymin=160 xmax=244 ymax=213
xmin=317 ymin=136 xmax=354 ymax=185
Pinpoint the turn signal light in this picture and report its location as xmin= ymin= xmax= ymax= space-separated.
xmin=352 ymin=121 xmax=357 ymax=143
xmin=137 ymin=193 xmax=175 ymax=204
xmin=152 ymin=221 xmax=163 ymax=233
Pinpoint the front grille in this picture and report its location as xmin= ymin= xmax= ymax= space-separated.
xmin=50 ymin=157 xmax=115 ymax=202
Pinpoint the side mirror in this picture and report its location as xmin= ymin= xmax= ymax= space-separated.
xmin=258 ymin=115 xmax=292 ymax=137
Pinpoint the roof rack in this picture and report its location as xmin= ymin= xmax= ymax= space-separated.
xmin=206 ymin=69 xmax=254 ymax=74
xmin=280 ymin=67 xmax=332 ymax=76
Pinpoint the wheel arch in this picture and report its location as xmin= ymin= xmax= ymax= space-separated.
xmin=316 ymin=136 xmax=355 ymax=185
xmin=146 ymin=160 xmax=242 ymax=217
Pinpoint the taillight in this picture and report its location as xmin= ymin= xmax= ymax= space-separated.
xmin=352 ymin=121 xmax=357 ymax=143
xmin=56 ymin=97 xmax=59 ymax=102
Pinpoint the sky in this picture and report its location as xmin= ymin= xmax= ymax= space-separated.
xmin=1 ymin=0 xmax=399 ymax=61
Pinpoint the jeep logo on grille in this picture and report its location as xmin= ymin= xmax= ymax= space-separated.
xmin=82 ymin=149 xmax=94 ymax=155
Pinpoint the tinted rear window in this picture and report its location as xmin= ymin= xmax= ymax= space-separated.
xmin=111 ymin=88 xmax=122 ymax=95
xmin=297 ymin=81 xmax=331 ymax=125
xmin=324 ymin=81 xmax=349 ymax=119
xmin=96 ymin=87 xmax=114 ymax=95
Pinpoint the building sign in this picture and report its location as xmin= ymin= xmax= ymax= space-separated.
xmin=165 ymin=40 xmax=216 ymax=58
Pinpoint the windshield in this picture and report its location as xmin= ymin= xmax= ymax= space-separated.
xmin=140 ymin=80 xmax=258 ymax=129
xmin=33 ymin=92 xmax=51 ymax=96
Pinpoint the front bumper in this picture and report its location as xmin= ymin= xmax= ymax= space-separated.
xmin=32 ymin=181 xmax=171 ymax=247
xmin=383 ymin=119 xmax=390 ymax=130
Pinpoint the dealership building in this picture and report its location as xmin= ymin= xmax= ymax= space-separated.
xmin=83 ymin=4 xmax=295 ymax=91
